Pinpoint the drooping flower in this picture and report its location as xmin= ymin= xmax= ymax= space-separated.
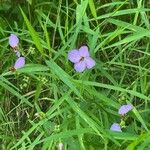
xmin=15 ymin=51 xmax=21 ymax=58
xmin=118 ymin=104 xmax=133 ymax=115
xmin=110 ymin=123 xmax=122 ymax=132
xmin=58 ymin=143 xmax=63 ymax=150
xmin=9 ymin=34 xmax=19 ymax=48
xmin=68 ymin=45 xmax=95 ymax=72
xmin=14 ymin=57 xmax=25 ymax=69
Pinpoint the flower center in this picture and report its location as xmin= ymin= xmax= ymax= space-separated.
xmin=80 ymin=57 xmax=84 ymax=62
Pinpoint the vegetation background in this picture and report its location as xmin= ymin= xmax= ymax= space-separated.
xmin=0 ymin=0 xmax=150 ymax=149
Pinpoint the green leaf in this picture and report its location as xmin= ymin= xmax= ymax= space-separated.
xmin=133 ymin=108 xmax=149 ymax=131
xmin=74 ymin=80 xmax=150 ymax=101
xmin=46 ymin=60 xmax=82 ymax=98
xmin=88 ymin=0 xmax=97 ymax=19
xmin=16 ymin=64 xmax=49 ymax=73
xmin=67 ymin=97 xmax=102 ymax=137
xmin=76 ymin=0 xmax=88 ymax=23
xmin=0 ymin=78 xmax=33 ymax=107
xmin=20 ymin=7 xmax=44 ymax=55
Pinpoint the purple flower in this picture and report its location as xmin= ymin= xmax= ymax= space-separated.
xmin=68 ymin=46 xmax=95 ymax=72
xmin=118 ymin=104 xmax=133 ymax=115
xmin=9 ymin=34 xmax=19 ymax=48
xmin=14 ymin=57 xmax=25 ymax=69
xmin=58 ymin=143 xmax=63 ymax=150
xmin=110 ymin=123 xmax=122 ymax=132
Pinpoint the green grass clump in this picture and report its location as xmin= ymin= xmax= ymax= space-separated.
xmin=1 ymin=0 xmax=150 ymax=149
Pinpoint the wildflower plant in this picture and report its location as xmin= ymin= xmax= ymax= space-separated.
xmin=8 ymin=34 xmax=25 ymax=70
xmin=2 ymin=1 xmax=150 ymax=149
xmin=14 ymin=57 xmax=25 ymax=69
xmin=110 ymin=104 xmax=133 ymax=132
xmin=68 ymin=45 xmax=95 ymax=72
xmin=118 ymin=104 xmax=133 ymax=116
xmin=110 ymin=123 xmax=122 ymax=132
xmin=9 ymin=34 xmax=19 ymax=48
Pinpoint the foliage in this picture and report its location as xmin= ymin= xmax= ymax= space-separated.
xmin=1 ymin=0 xmax=150 ymax=149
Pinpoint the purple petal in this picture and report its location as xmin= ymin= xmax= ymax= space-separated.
xmin=118 ymin=104 xmax=133 ymax=115
xmin=110 ymin=123 xmax=122 ymax=132
xmin=84 ymin=57 xmax=96 ymax=69
xmin=68 ymin=49 xmax=81 ymax=63
xmin=58 ymin=143 xmax=63 ymax=150
xmin=9 ymin=34 xmax=19 ymax=48
xmin=79 ymin=46 xmax=89 ymax=57
xmin=74 ymin=60 xmax=86 ymax=72
xmin=14 ymin=57 xmax=25 ymax=69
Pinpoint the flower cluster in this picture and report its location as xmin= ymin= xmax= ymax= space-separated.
xmin=9 ymin=36 xmax=96 ymax=73
xmin=110 ymin=104 xmax=133 ymax=132
xmin=8 ymin=33 xmax=134 ymax=141
xmin=9 ymin=34 xmax=25 ymax=70
xmin=68 ymin=45 xmax=95 ymax=72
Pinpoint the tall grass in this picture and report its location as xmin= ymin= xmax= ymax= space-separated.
xmin=0 ymin=0 xmax=150 ymax=149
